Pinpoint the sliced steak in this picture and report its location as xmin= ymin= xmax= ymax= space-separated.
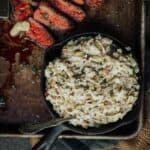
xmin=49 ymin=0 xmax=86 ymax=22
xmin=72 ymin=0 xmax=85 ymax=5
xmin=85 ymin=0 xmax=103 ymax=8
xmin=11 ymin=0 xmax=33 ymax=21
xmin=26 ymin=18 xmax=55 ymax=48
xmin=34 ymin=2 xmax=72 ymax=32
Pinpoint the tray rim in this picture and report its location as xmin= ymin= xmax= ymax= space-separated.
xmin=0 ymin=0 xmax=145 ymax=140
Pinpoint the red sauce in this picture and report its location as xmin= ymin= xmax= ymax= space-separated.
xmin=0 ymin=21 xmax=35 ymax=63
xmin=0 ymin=21 xmax=36 ymax=95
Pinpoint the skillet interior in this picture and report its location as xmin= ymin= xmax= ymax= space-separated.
xmin=40 ymin=32 xmax=142 ymax=135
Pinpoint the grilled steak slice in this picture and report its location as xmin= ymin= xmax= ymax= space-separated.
xmin=85 ymin=0 xmax=103 ymax=8
xmin=72 ymin=0 xmax=84 ymax=5
xmin=26 ymin=18 xmax=55 ymax=48
xmin=11 ymin=0 xmax=33 ymax=21
xmin=49 ymin=0 xmax=86 ymax=22
xmin=33 ymin=2 xmax=72 ymax=32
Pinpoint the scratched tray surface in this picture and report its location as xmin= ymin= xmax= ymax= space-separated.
xmin=0 ymin=0 xmax=143 ymax=135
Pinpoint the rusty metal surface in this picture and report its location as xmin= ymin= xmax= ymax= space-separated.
xmin=0 ymin=0 xmax=144 ymax=138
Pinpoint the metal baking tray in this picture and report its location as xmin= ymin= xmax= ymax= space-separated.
xmin=0 ymin=0 xmax=145 ymax=139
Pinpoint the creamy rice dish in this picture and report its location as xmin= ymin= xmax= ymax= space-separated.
xmin=45 ymin=35 xmax=140 ymax=128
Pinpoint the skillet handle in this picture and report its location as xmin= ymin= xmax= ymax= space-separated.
xmin=32 ymin=125 xmax=68 ymax=150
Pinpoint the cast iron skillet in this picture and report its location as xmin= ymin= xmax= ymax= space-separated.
xmin=33 ymin=32 xmax=141 ymax=150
